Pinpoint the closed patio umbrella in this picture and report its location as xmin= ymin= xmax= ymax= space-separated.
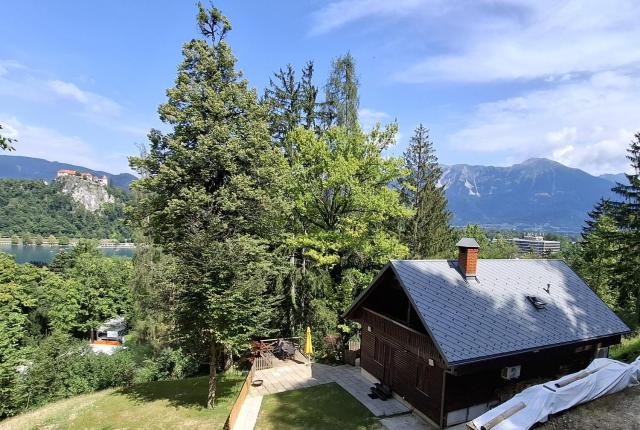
xmin=304 ymin=326 xmax=313 ymax=355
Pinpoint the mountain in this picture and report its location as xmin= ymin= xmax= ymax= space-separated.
xmin=598 ymin=173 xmax=629 ymax=185
xmin=0 ymin=155 xmax=136 ymax=190
xmin=440 ymin=158 xmax=617 ymax=232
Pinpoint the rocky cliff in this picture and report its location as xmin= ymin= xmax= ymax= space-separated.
xmin=56 ymin=175 xmax=114 ymax=212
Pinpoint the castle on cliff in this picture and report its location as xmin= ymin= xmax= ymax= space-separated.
xmin=56 ymin=169 xmax=108 ymax=186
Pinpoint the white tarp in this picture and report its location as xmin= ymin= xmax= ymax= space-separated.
xmin=471 ymin=356 xmax=640 ymax=430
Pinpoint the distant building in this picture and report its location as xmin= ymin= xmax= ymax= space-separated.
xmin=56 ymin=169 xmax=108 ymax=186
xmin=90 ymin=316 xmax=126 ymax=355
xmin=509 ymin=235 xmax=561 ymax=255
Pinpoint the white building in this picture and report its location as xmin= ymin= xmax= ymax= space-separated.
xmin=509 ymin=235 xmax=561 ymax=255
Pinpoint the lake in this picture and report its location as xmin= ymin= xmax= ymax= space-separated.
xmin=0 ymin=244 xmax=135 ymax=264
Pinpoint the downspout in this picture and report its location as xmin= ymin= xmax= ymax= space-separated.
xmin=439 ymin=370 xmax=447 ymax=428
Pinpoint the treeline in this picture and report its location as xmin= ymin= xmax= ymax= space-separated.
xmin=563 ymin=133 xmax=640 ymax=326
xmin=0 ymin=244 xmax=134 ymax=417
xmin=126 ymin=4 xmax=518 ymax=408
xmin=0 ymin=179 xmax=131 ymax=240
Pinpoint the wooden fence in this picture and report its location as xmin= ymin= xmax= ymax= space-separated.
xmin=226 ymin=337 xmax=309 ymax=429
xmin=254 ymin=352 xmax=274 ymax=371
xmin=226 ymin=365 xmax=255 ymax=430
xmin=344 ymin=339 xmax=361 ymax=366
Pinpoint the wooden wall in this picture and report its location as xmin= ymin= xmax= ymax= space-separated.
xmin=360 ymin=308 xmax=445 ymax=425
xmin=443 ymin=334 xmax=622 ymax=424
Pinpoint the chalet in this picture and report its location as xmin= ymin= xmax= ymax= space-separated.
xmin=344 ymin=238 xmax=630 ymax=428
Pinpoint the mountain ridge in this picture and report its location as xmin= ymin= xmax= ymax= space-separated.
xmin=0 ymin=155 xmax=136 ymax=190
xmin=0 ymin=154 xmax=622 ymax=233
xmin=440 ymin=158 xmax=617 ymax=232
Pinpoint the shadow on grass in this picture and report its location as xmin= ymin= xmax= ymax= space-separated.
xmin=255 ymin=382 xmax=378 ymax=430
xmin=116 ymin=373 xmax=245 ymax=410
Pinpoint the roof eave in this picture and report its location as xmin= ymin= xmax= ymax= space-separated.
xmin=342 ymin=262 xmax=392 ymax=320
xmin=446 ymin=331 xmax=631 ymax=368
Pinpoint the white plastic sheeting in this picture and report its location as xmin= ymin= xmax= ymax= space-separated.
xmin=470 ymin=356 xmax=640 ymax=430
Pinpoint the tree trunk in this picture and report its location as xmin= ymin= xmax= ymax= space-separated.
xmin=207 ymin=342 xmax=217 ymax=409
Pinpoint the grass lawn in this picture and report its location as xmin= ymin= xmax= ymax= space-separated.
xmin=610 ymin=331 xmax=640 ymax=363
xmin=0 ymin=373 xmax=245 ymax=430
xmin=254 ymin=383 xmax=381 ymax=430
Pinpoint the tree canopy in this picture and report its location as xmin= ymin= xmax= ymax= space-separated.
xmin=128 ymin=3 xmax=289 ymax=408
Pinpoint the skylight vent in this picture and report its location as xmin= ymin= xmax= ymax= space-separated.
xmin=526 ymin=295 xmax=547 ymax=310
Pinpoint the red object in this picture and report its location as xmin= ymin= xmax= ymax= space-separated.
xmin=91 ymin=339 xmax=121 ymax=346
xmin=458 ymin=246 xmax=478 ymax=277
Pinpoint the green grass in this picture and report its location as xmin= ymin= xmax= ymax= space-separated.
xmin=254 ymin=383 xmax=380 ymax=430
xmin=0 ymin=373 xmax=245 ymax=430
xmin=610 ymin=332 xmax=640 ymax=363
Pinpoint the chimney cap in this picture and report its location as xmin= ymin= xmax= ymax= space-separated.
xmin=456 ymin=238 xmax=480 ymax=249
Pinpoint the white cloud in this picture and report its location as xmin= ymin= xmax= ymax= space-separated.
xmin=2 ymin=116 xmax=117 ymax=171
xmin=48 ymin=80 xmax=89 ymax=103
xmin=358 ymin=108 xmax=391 ymax=131
xmin=0 ymin=60 xmax=138 ymax=132
xmin=309 ymin=0 xmax=431 ymax=35
xmin=47 ymin=79 xmax=122 ymax=117
xmin=394 ymin=0 xmax=640 ymax=83
xmin=447 ymin=71 xmax=638 ymax=175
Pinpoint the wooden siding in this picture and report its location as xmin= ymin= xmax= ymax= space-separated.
xmin=360 ymin=308 xmax=445 ymax=366
xmin=443 ymin=335 xmax=622 ymax=422
xmin=359 ymin=307 xmax=444 ymax=424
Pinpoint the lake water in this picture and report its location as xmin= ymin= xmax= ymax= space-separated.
xmin=0 ymin=244 xmax=135 ymax=264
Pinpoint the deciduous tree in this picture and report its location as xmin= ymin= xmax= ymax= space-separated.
xmin=284 ymin=125 xmax=410 ymax=337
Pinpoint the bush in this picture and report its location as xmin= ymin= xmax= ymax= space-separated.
xmin=6 ymin=333 xmax=137 ymax=417
xmin=85 ymin=349 xmax=137 ymax=390
xmin=134 ymin=348 xmax=199 ymax=383
xmin=610 ymin=332 xmax=640 ymax=363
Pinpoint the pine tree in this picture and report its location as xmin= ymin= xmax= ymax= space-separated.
xmin=400 ymin=125 xmax=452 ymax=258
xmin=320 ymin=53 xmax=359 ymax=130
xmin=300 ymin=61 xmax=318 ymax=130
xmin=577 ymin=200 xmax=621 ymax=307
xmin=610 ymin=132 xmax=640 ymax=321
xmin=128 ymin=4 xmax=289 ymax=408
xmin=264 ymin=64 xmax=301 ymax=148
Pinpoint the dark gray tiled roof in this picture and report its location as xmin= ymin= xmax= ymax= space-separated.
xmin=390 ymin=259 xmax=630 ymax=365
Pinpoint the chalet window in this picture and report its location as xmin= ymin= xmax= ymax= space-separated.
xmin=374 ymin=337 xmax=383 ymax=364
xmin=416 ymin=362 xmax=430 ymax=395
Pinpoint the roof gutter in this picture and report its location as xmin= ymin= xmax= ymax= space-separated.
xmin=446 ymin=331 xmax=630 ymax=370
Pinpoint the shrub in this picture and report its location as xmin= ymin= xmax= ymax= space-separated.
xmin=134 ymin=348 xmax=198 ymax=383
xmin=7 ymin=334 xmax=137 ymax=416
xmin=610 ymin=332 xmax=640 ymax=363
xmin=85 ymin=349 xmax=137 ymax=390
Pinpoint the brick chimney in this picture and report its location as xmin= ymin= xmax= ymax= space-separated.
xmin=456 ymin=238 xmax=479 ymax=279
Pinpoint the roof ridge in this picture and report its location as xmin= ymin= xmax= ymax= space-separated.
xmin=391 ymin=258 xmax=565 ymax=262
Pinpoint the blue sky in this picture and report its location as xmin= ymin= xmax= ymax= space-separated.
xmin=1 ymin=1 xmax=639 ymax=175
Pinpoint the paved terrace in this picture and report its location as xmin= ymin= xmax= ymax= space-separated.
xmin=250 ymin=362 xmax=409 ymax=416
xmin=233 ymin=361 xmax=410 ymax=430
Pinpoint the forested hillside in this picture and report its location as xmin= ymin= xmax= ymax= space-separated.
xmin=0 ymin=155 xmax=136 ymax=191
xmin=0 ymin=179 xmax=130 ymax=239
